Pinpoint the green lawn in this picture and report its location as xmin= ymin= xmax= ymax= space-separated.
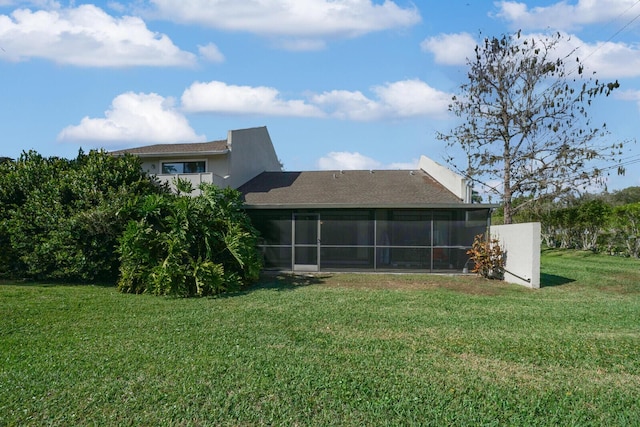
xmin=1 ymin=250 xmax=639 ymax=426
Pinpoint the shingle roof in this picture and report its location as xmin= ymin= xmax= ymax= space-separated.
xmin=238 ymin=170 xmax=466 ymax=208
xmin=110 ymin=140 xmax=228 ymax=156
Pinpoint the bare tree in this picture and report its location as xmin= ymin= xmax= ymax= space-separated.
xmin=438 ymin=31 xmax=627 ymax=224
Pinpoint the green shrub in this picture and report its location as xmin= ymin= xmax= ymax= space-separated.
xmin=0 ymin=150 xmax=163 ymax=281
xmin=609 ymin=202 xmax=640 ymax=258
xmin=117 ymin=183 xmax=262 ymax=297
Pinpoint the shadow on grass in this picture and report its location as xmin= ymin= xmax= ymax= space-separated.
xmin=0 ymin=279 xmax=116 ymax=288
xmin=254 ymin=272 xmax=331 ymax=291
xmin=3 ymin=274 xmax=327 ymax=298
xmin=540 ymin=272 xmax=575 ymax=287
xmin=224 ymin=273 xmax=331 ymax=297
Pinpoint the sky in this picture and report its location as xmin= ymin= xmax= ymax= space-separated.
xmin=1 ymin=0 xmax=640 ymax=193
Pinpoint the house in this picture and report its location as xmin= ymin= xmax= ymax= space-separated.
xmin=239 ymin=159 xmax=493 ymax=273
xmin=113 ymin=126 xmax=495 ymax=273
xmin=110 ymin=126 xmax=281 ymax=192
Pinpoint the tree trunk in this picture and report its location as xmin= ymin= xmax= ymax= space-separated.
xmin=503 ymin=142 xmax=513 ymax=225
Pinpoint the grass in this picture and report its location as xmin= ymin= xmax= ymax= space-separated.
xmin=1 ymin=249 xmax=639 ymax=426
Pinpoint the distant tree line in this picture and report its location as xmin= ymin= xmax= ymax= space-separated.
xmin=493 ymin=187 xmax=640 ymax=257
xmin=0 ymin=150 xmax=261 ymax=296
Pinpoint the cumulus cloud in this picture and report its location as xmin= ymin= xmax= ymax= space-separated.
xmin=148 ymin=0 xmax=420 ymax=50
xmin=181 ymin=79 xmax=451 ymax=121
xmin=518 ymin=32 xmax=640 ymax=79
xmin=420 ymin=32 xmax=477 ymax=65
xmin=494 ymin=0 xmax=640 ymax=31
xmin=317 ymin=152 xmax=382 ymax=170
xmin=181 ymin=81 xmax=325 ymax=117
xmin=317 ymin=152 xmax=419 ymax=170
xmin=422 ymin=30 xmax=640 ymax=79
xmin=198 ymin=43 xmax=225 ymax=63
xmin=372 ymin=80 xmax=451 ymax=118
xmin=0 ymin=4 xmax=196 ymax=66
xmin=562 ymin=37 xmax=640 ymax=79
xmin=311 ymin=79 xmax=451 ymax=120
xmin=310 ymin=89 xmax=381 ymax=120
xmin=58 ymin=92 xmax=204 ymax=144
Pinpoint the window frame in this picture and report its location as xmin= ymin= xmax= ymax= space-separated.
xmin=159 ymin=159 xmax=207 ymax=174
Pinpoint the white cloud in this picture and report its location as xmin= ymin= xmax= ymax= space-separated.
xmin=518 ymin=32 xmax=640 ymax=79
xmin=148 ymin=0 xmax=420 ymax=50
xmin=420 ymin=32 xmax=476 ymax=65
xmin=58 ymin=92 xmax=204 ymax=144
xmin=372 ymin=80 xmax=451 ymax=118
xmin=423 ymin=30 xmax=640 ymax=79
xmin=311 ymin=79 xmax=452 ymax=120
xmin=494 ymin=0 xmax=640 ymax=31
xmin=198 ymin=42 xmax=225 ymax=63
xmin=150 ymin=0 xmax=420 ymax=36
xmin=181 ymin=80 xmax=325 ymax=117
xmin=317 ymin=152 xmax=419 ymax=170
xmin=181 ymin=79 xmax=451 ymax=121
xmin=564 ymin=37 xmax=640 ymax=79
xmin=310 ymin=89 xmax=382 ymax=120
xmin=317 ymin=152 xmax=382 ymax=170
xmin=0 ymin=4 xmax=196 ymax=67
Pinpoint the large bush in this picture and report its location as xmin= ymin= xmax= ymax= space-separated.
xmin=0 ymin=150 xmax=163 ymax=281
xmin=0 ymin=151 xmax=263 ymax=294
xmin=117 ymin=182 xmax=262 ymax=297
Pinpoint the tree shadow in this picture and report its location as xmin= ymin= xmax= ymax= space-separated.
xmin=3 ymin=274 xmax=328 ymax=298
xmin=540 ymin=272 xmax=575 ymax=287
xmin=0 ymin=279 xmax=116 ymax=288
xmin=222 ymin=272 xmax=331 ymax=297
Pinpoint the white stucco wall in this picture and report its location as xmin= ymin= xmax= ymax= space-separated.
xmin=491 ymin=222 xmax=541 ymax=288
xmin=418 ymin=156 xmax=471 ymax=202
xmin=228 ymin=126 xmax=281 ymax=188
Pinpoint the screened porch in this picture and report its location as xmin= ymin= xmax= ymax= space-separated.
xmin=248 ymin=208 xmax=490 ymax=273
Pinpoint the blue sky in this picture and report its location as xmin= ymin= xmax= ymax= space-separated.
xmin=1 ymin=0 xmax=639 ymax=192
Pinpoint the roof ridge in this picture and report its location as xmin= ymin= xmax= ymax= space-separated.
xmin=239 ymin=169 xmax=466 ymax=207
xmin=110 ymin=139 xmax=229 ymax=156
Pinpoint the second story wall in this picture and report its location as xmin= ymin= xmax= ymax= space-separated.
xmin=228 ymin=126 xmax=281 ymax=188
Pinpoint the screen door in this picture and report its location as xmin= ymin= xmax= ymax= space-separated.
xmin=293 ymin=213 xmax=320 ymax=272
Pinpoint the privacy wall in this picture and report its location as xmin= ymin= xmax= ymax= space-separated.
xmin=491 ymin=222 xmax=541 ymax=288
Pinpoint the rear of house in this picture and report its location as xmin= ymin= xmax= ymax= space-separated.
xmin=239 ymin=169 xmax=492 ymax=273
xmin=113 ymin=126 xmax=494 ymax=273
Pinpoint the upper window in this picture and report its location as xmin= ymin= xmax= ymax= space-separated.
xmin=161 ymin=161 xmax=205 ymax=174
